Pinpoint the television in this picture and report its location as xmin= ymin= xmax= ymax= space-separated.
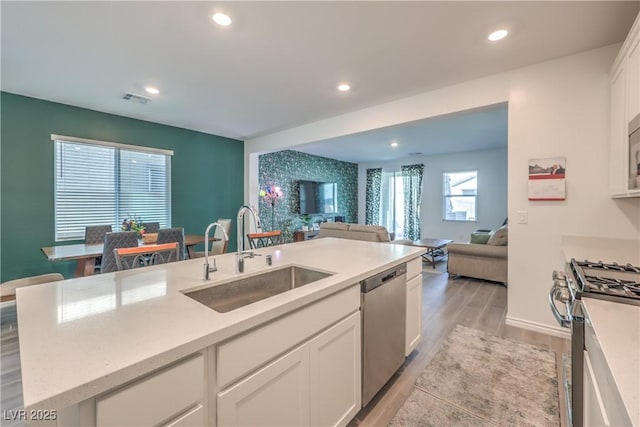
xmin=298 ymin=180 xmax=338 ymax=215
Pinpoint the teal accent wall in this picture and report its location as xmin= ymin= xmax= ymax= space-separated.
xmin=1 ymin=92 xmax=244 ymax=282
xmin=258 ymin=150 xmax=357 ymax=242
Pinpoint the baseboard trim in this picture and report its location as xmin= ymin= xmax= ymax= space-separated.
xmin=505 ymin=316 xmax=570 ymax=338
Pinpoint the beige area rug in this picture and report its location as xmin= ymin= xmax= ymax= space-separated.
xmin=390 ymin=325 xmax=560 ymax=427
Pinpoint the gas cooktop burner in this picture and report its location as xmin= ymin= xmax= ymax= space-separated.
xmin=584 ymin=275 xmax=640 ymax=297
xmin=577 ymin=260 xmax=640 ymax=273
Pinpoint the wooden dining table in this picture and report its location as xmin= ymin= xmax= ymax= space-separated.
xmin=41 ymin=235 xmax=219 ymax=277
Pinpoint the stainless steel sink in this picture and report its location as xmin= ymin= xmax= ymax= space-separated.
xmin=183 ymin=266 xmax=333 ymax=313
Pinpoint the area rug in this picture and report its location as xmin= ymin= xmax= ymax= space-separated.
xmin=390 ymin=325 xmax=560 ymax=427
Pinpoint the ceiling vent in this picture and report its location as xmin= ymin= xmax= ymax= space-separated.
xmin=408 ymin=152 xmax=423 ymax=156
xmin=122 ymin=92 xmax=151 ymax=104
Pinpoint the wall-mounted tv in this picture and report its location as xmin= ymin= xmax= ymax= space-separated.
xmin=298 ymin=180 xmax=338 ymax=215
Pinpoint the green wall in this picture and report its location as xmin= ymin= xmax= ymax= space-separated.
xmin=258 ymin=150 xmax=358 ymax=242
xmin=1 ymin=92 xmax=244 ymax=281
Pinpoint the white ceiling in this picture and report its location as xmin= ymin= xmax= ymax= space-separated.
xmin=292 ymin=103 xmax=508 ymax=164
xmin=1 ymin=1 xmax=638 ymax=150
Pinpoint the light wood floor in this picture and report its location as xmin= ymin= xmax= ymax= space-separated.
xmin=350 ymin=261 xmax=570 ymax=427
xmin=0 ymin=262 xmax=569 ymax=427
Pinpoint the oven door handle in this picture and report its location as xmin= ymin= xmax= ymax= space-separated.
xmin=548 ymin=282 xmax=571 ymax=328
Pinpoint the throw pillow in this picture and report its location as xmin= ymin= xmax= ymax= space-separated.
xmin=487 ymin=225 xmax=508 ymax=246
xmin=470 ymin=233 xmax=491 ymax=244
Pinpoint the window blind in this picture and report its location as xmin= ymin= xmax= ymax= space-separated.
xmin=54 ymin=137 xmax=172 ymax=241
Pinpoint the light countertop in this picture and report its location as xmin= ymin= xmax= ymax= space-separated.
xmin=582 ymin=298 xmax=640 ymax=426
xmin=561 ymin=235 xmax=640 ymax=265
xmin=16 ymin=238 xmax=425 ymax=411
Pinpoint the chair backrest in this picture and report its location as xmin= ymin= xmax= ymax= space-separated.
xmin=85 ymin=225 xmax=113 ymax=244
xmin=157 ymin=227 xmax=186 ymax=260
xmin=210 ymin=219 xmax=232 ymax=255
xmin=1 ymin=273 xmax=64 ymax=299
xmin=144 ymin=222 xmax=160 ymax=233
xmin=101 ymin=231 xmax=139 ymax=273
xmin=114 ymin=243 xmax=180 ymax=271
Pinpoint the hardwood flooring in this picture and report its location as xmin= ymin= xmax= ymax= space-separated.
xmin=350 ymin=261 xmax=570 ymax=427
xmin=1 ymin=301 xmax=22 ymax=427
xmin=0 ymin=262 xmax=569 ymax=427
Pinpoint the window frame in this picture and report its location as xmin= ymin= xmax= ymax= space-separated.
xmin=52 ymin=134 xmax=173 ymax=242
xmin=442 ymin=170 xmax=478 ymax=222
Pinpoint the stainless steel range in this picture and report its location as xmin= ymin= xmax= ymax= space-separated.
xmin=549 ymin=258 xmax=640 ymax=426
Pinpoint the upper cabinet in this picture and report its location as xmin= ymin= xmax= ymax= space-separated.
xmin=610 ymin=12 xmax=640 ymax=198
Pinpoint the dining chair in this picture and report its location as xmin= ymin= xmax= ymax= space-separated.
xmin=194 ymin=219 xmax=232 ymax=258
xmin=247 ymin=230 xmax=282 ymax=249
xmin=85 ymin=225 xmax=113 ymax=244
xmin=157 ymin=227 xmax=186 ymax=260
xmin=0 ymin=273 xmax=64 ymax=303
xmin=85 ymin=225 xmax=113 ymax=272
xmin=144 ymin=222 xmax=160 ymax=233
xmin=114 ymin=243 xmax=180 ymax=271
xmin=101 ymin=231 xmax=139 ymax=273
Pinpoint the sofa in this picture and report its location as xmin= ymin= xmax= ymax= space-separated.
xmin=317 ymin=222 xmax=391 ymax=242
xmin=447 ymin=225 xmax=508 ymax=285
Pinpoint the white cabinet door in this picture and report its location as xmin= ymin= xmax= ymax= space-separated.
xmin=163 ymin=404 xmax=205 ymax=427
xmin=583 ymin=351 xmax=610 ymax=427
xmin=627 ymin=30 xmax=640 ymax=122
xmin=96 ymin=354 xmax=204 ymax=427
xmin=217 ymin=344 xmax=310 ymax=427
xmin=309 ymin=312 xmax=361 ymax=427
xmin=405 ymin=274 xmax=422 ymax=356
xmin=610 ymin=63 xmax=628 ymax=195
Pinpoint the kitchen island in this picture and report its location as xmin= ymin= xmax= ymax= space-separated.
xmin=16 ymin=238 xmax=425 ymax=426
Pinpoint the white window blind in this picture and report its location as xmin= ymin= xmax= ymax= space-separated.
xmin=54 ymin=136 xmax=172 ymax=241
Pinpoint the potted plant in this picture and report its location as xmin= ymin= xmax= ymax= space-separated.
xmin=300 ymin=214 xmax=313 ymax=231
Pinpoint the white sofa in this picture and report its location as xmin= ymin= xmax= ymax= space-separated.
xmin=317 ymin=222 xmax=391 ymax=242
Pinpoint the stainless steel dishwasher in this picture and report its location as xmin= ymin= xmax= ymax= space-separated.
xmin=360 ymin=263 xmax=407 ymax=407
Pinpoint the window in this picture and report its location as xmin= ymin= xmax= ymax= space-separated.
xmin=443 ymin=171 xmax=477 ymax=221
xmin=53 ymin=135 xmax=172 ymax=241
xmin=380 ymin=172 xmax=405 ymax=238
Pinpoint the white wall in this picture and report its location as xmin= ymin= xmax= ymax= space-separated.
xmin=246 ymin=43 xmax=640 ymax=334
xmin=357 ymin=148 xmax=508 ymax=242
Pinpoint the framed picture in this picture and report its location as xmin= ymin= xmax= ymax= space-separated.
xmin=528 ymin=157 xmax=566 ymax=201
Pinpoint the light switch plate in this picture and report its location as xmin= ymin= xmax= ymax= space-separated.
xmin=517 ymin=211 xmax=528 ymax=224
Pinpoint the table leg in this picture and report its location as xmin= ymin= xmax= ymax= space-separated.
xmin=429 ymin=248 xmax=437 ymax=269
xmin=186 ymin=245 xmax=196 ymax=259
xmin=76 ymin=258 xmax=96 ymax=277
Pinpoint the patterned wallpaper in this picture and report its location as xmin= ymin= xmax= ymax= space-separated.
xmin=258 ymin=150 xmax=358 ymax=242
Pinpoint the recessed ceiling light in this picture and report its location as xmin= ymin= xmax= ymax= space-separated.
xmin=337 ymin=83 xmax=351 ymax=92
xmin=390 ymin=142 xmax=398 ymax=147
xmin=144 ymin=86 xmax=160 ymax=95
xmin=488 ymin=29 xmax=508 ymax=41
xmin=212 ymin=13 xmax=232 ymax=26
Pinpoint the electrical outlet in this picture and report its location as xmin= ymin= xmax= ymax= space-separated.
xmin=517 ymin=211 xmax=528 ymax=224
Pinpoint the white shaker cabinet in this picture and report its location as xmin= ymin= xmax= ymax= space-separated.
xmin=405 ymin=257 xmax=423 ymax=356
xmin=217 ymin=311 xmax=361 ymax=427
xmin=610 ymin=12 xmax=640 ymax=198
xmin=610 ymin=63 xmax=628 ymax=195
xmin=95 ymin=354 xmax=205 ymax=427
xmin=583 ymin=351 xmax=610 ymax=427
xmin=217 ymin=344 xmax=311 ymax=427
xmin=309 ymin=311 xmax=361 ymax=427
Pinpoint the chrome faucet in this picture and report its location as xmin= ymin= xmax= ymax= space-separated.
xmin=236 ymin=205 xmax=262 ymax=273
xmin=203 ymin=222 xmax=229 ymax=280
